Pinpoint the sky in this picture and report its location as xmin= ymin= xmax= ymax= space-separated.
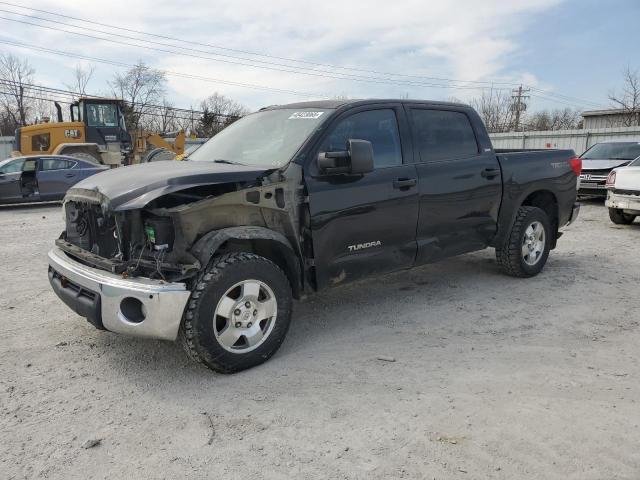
xmin=1 ymin=0 xmax=638 ymax=113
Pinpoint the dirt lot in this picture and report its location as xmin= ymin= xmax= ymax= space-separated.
xmin=1 ymin=200 xmax=639 ymax=480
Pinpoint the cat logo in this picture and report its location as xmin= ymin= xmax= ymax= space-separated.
xmin=348 ymin=240 xmax=382 ymax=252
xmin=64 ymin=129 xmax=81 ymax=139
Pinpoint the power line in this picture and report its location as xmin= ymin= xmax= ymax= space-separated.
xmin=0 ymin=1 xmax=529 ymax=88
xmin=0 ymin=2 xmax=608 ymax=107
xmin=0 ymin=14 xmax=521 ymax=93
xmin=0 ymin=79 xmax=244 ymax=122
xmin=0 ymin=38 xmax=322 ymax=98
xmin=0 ymin=89 xmax=218 ymax=124
xmin=0 ymin=79 xmax=242 ymax=118
xmin=0 ymin=3 xmax=609 ymax=109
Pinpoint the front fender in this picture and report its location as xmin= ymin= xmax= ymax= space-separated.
xmin=191 ymin=226 xmax=302 ymax=297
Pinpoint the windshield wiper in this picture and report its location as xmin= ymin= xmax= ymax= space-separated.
xmin=212 ymin=159 xmax=245 ymax=165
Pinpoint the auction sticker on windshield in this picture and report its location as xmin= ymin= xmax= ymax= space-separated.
xmin=288 ymin=111 xmax=324 ymax=119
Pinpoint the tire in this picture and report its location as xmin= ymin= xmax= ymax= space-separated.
xmin=142 ymin=148 xmax=176 ymax=163
xmin=66 ymin=151 xmax=101 ymax=164
xmin=180 ymin=252 xmax=293 ymax=373
xmin=608 ymin=208 xmax=636 ymax=225
xmin=496 ymin=206 xmax=552 ymax=278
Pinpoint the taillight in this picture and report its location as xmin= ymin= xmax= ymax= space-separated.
xmin=606 ymin=170 xmax=616 ymax=188
xmin=568 ymin=156 xmax=582 ymax=176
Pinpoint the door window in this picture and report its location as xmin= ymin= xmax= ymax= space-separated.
xmin=22 ymin=159 xmax=37 ymax=172
xmin=410 ymin=109 xmax=478 ymax=162
xmin=321 ymin=109 xmax=402 ymax=168
xmin=31 ymin=133 xmax=51 ymax=152
xmin=0 ymin=159 xmax=25 ymax=173
xmin=41 ymin=158 xmax=74 ymax=171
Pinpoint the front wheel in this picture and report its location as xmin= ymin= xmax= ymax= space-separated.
xmin=180 ymin=252 xmax=292 ymax=373
xmin=608 ymin=208 xmax=636 ymax=225
xmin=496 ymin=206 xmax=552 ymax=278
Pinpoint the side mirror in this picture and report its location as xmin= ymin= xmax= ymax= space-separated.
xmin=317 ymin=139 xmax=374 ymax=175
xmin=348 ymin=139 xmax=374 ymax=174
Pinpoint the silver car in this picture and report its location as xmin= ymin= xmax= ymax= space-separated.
xmin=0 ymin=155 xmax=108 ymax=204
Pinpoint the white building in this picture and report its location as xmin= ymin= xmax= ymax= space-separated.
xmin=582 ymin=108 xmax=640 ymax=129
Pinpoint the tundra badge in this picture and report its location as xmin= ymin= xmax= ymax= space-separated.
xmin=348 ymin=241 xmax=382 ymax=252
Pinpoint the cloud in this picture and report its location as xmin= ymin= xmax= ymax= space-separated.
xmin=4 ymin=0 xmax=565 ymax=108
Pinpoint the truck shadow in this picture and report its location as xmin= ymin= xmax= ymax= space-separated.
xmin=93 ymin=247 xmax=583 ymax=386
xmin=0 ymin=201 xmax=61 ymax=210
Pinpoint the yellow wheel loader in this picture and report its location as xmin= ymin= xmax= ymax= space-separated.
xmin=12 ymin=97 xmax=185 ymax=166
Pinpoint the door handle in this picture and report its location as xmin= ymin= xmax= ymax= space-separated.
xmin=481 ymin=168 xmax=500 ymax=178
xmin=64 ymin=173 xmax=76 ymax=178
xmin=393 ymin=178 xmax=417 ymax=189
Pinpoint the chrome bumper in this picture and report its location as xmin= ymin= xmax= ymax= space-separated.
xmin=48 ymin=246 xmax=191 ymax=341
xmin=605 ymin=191 xmax=640 ymax=213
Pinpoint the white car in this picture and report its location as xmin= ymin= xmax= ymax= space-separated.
xmin=605 ymin=156 xmax=640 ymax=224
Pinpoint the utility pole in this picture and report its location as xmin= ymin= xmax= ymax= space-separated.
xmin=511 ymin=85 xmax=530 ymax=131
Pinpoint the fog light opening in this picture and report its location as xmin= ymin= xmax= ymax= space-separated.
xmin=120 ymin=297 xmax=146 ymax=323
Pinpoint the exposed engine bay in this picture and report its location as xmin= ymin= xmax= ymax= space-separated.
xmin=57 ymin=162 xmax=305 ymax=284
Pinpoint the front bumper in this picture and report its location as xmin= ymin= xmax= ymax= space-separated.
xmin=605 ymin=191 xmax=640 ymax=213
xmin=48 ymin=246 xmax=191 ymax=341
xmin=578 ymin=182 xmax=607 ymax=196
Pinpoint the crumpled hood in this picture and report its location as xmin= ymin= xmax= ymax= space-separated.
xmin=581 ymin=159 xmax=631 ymax=171
xmin=65 ymin=160 xmax=271 ymax=211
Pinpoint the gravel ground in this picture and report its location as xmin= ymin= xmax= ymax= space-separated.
xmin=1 ymin=200 xmax=639 ymax=480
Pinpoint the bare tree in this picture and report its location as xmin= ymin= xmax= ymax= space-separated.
xmin=149 ymin=97 xmax=178 ymax=134
xmin=65 ymin=64 xmax=95 ymax=99
xmin=609 ymin=67 xmax=640 ymax=126
xmin=0 ymin=53 xmax=35 ymax=127
xmin=470 ymin=88 xmax=515 ymax=133
xmin=110 ymin=61 xmax=166 ymax=131
xmin=196 ymin=93 xmax=249 ymax=137
xmin=31 ymin=88 xmax=57 ymax=123
xmin=528 ymin=108 xmax=582 ymax=131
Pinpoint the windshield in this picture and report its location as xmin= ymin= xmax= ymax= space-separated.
xmin=581 ymin=142 xmax=640 ymax=160
xmin=188 ymin=108 xmax=331 ymax=167
xmin=0 ymin=158 xmax=25 ymax=173
xmin=86 ymin=103 xmax=118 ymax=127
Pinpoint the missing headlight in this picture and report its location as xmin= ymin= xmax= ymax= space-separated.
xmin=144 ymin=216 xmax=174 ymax=252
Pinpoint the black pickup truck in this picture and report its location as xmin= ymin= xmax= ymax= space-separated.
xmin=48 ymin=99 xmax=581 ymax=373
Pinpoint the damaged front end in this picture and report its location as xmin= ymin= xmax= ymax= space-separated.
xmin=57 ymin=160 xmax=304 ymax=285
xmin=58 ymin=199 xmax=200 ymax=282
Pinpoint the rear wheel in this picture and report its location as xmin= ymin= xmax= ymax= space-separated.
xmin=180 ymin=252 xmax=293 ymax=373
xmin=496 ymin=206 xmax=552 ymax=278
xmin=608 ymin=208 xmax=636 ymax=225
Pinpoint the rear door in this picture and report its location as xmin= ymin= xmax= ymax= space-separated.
xmin=0 ymin=159 xmax=25 ymax=203
xmin=406 ymin=106 xmax=502 ymax=264
xmin=305 ymin=105 xmax=419 ymax=288
xmin=37 ymin=157 xmax=78 ymax=200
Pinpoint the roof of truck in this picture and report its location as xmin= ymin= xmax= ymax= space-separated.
xmin=262 ymin=99 xmax=469 ymax=110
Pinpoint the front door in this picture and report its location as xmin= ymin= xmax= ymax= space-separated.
xmin=406 ymin=107 xmax=503 ymax=264
xmin=0 ymin=158 xmax=25 ymax=203
xmin=306 ymin=106 xmax=419 ymax=289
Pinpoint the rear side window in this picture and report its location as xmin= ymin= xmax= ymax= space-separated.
xmin=42 ymin=158 xmax=74 ymax=170
xmin=410 ymin=109 xmax=478 ymax=162
xmin=321 ymin=109 xmax=402 ymax=168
